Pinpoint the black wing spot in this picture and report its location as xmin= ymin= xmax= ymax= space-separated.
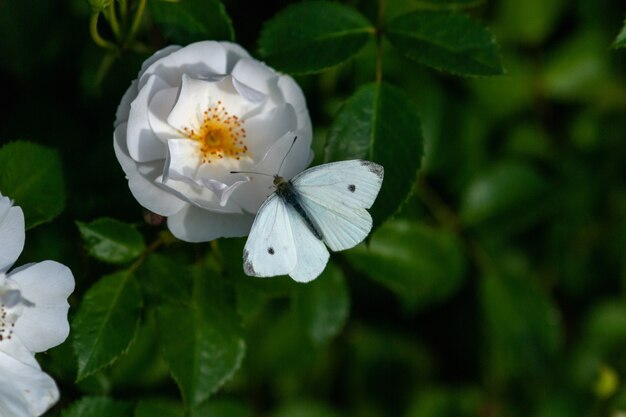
xmin=348 ymin=184 xmax=356 ymax=192
xmin=267 ymin=247 xmax=275 ymax=255
xmin=360 ymin=160 xmax=384 ymax=179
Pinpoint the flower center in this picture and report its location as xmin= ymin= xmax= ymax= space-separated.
xmin=183 ymin=101 xmax=248 ymax=164
xmin=0 ymin=298 xmax=20 ymax=342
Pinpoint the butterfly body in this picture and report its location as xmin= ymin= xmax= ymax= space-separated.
xmin=273 ymin=175 xmax=323 ymax=240
xmin=243 ymin=160 xmax=384 ymax=282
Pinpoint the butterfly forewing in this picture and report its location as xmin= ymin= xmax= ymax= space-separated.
xmin=285 ymin=204 xmax=330 ymax=282
xmin=243 ymin=194 xmax=297 ymax=277
xmin=291 ymin=160 xmax=384 ymax=210
xmin=292 ymin=160 xmax=384 ymax=252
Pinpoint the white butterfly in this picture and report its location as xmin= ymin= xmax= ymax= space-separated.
xmin=242 ymin=159 xmax=384 ymax=282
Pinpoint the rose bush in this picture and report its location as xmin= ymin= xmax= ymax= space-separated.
xmin=114 ymin=41 xmax=314 ymax=242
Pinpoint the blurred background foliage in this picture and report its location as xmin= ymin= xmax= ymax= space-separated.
xmin=0 ymin=0 xmax=625 ymax=416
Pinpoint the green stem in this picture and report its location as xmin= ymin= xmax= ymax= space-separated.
xmin=128 ymin=233 xmax=168 ymax=273
xmin=89 ymin=13 xmax=119 ymax=52
xmin=119 ymin=0 xmax=128 ymax=26
xmin=94 ymin=52 xmax=117 ymax=92
xmin=104 ymin=2 xmax=122 ymax=41
xmin=127 ymin=0 xmax=147 ymax=48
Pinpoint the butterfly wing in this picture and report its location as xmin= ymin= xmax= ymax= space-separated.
xmin=285 ymin=204 xmax=329 ymax=282
xmin=243 ymin=194 xmax=297 ymax=277
xmin=291 ymin=160 xmax=384 ymax=252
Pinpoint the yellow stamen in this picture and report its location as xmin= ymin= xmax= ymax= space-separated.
xmin=182 ymin=101 xmax=247 ymax=164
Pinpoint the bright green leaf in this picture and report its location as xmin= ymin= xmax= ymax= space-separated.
xmin=259 ymin=0 xmax=374 ymax=74
xmin=614 ymin=20 xmax=626 ymax=48
xmin=76 ymin=218 xmax=145 ymax=264
xmin=61 ymin=397 xmax=132 ymax=417
xmin=73 ymin=271 xmax=143 ymax=381
xmin=325 ymin=82 xmax=423 ymax=228
xmin=481 ymin=272 xmax=561 ymax=382
xmin=0 ymin=141 xmax=65 ymax=229
xmin=295 ymin=263 xmax=349 ymax=345
xmin=386 ymin=11 xmax=504 ymax=76
xmin=148 ymin=0 xmax=234 ymax=43
xmin=135 ymin=399 xmax=184 ymax=417
xmin=460 ymin=161 xmax=551 ymax=226
xmin=345 ymin=219 xmax=465 ymax=311
xmin=157 ymin=268 xmax=245 ymax=408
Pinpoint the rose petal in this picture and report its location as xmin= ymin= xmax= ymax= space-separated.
xmin=148 ymin=87 xmax=185 ymax=142
xmin=158 ymin=175 xmax=242 ymax=214
xmin=127 ymin=74 xmax=170 ymax=162
xmin=114 ymin=79 xmax=138 ymax=127
xmin=9 ymin=261 xmax=73 ymax=353
xmin=139 ymin=45 xmax=182 ymax=79
xmin=164 ymin=139 xmax=202 ymax=183
xmin=167 ymin=205 xmax=254 ymax=242
xmin=231 ymin=57 xmax=277 ymax=96
xmin=167 ymin=75 xmax=264 ymax=134
xmin=139 ymin=41 xmax=229 ymax=90
xmin=222 ymin=41 xmax=251 ymax=72
xmin=0 ymin=351 xmax=59 ymax=416
xmin=277 ymin=74 xmax=312 ymax=132
xmin=243 ymin=103 xmax=298 ymax=157
xmin=114 ymin=123 xmax=186 ymax=216
xmin=0 ymin=198 xmax=24 ymax=273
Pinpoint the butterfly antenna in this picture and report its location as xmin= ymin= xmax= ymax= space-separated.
xmin=277 ymin=136 xmax=297 ymax=176
xmin=229 ymin=170 xmax=274 ymax=177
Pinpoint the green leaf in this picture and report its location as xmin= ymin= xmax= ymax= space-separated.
xmin=274 ymin=402 xmax=341 ymax=417
xmin=135 ymin=399 xmax=184 ymax=417
xmin=73 ymin=271 xmax=143 ymax=381
xmin=386 ymin=11 xmax=504 ymax=76
xmin=460 ymin=161 xmax=551 ymax=226
xmin=295 ymin=263 xmax=349 ymax=345
xmin=76 ymin=218 xmax=145 ymax=264
xmin=191 ymin=400 xmax=252 ymax=417
xmin=481 ymin=272 xmax=561 ymax=382
xmin=136 ymin=253 xmax=193 ymax=306
xmin=157 ymin=268 xmax=245 ymax=408
xmin=148 ymin=0 xmax=234 ymax=43
xmin=61 ymin=397 xmax=132 ymax=417
xmin=345 ymin=219 xmax=465 ymax=311
xmin=0 ymin=141 xmax=65 ymax=228
xmin=325 ymin=82 xmax=424 ymax=228
xmin=412 ymin=0 xmax=485 ymax=9
xmin=614 ymin=20 xmax=626 ymax=48
xmin=259 ymin=0 xmax=374 ymax=74
xmin=493 ymin=0 xmax=564 ymax=45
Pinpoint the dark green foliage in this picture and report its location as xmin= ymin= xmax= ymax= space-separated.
xmin=259 ymin=1 xmax=374 ymax=73
xmin=1 ymin=0 xmax=625 ymax=416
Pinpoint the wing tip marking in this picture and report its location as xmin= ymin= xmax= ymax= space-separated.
xmin=360 ymin=160 xmax=384 ymax=179
xmin=243 ymin=249 xmax=256 ymax=275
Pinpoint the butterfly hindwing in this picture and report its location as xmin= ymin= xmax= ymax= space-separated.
xmin=285 ymin=204 xmax=329 ymax=282
xmin=243 ymin=194 xmax=297 ymax=277
xmin=292 ymin=160 xmax=384 ymax=251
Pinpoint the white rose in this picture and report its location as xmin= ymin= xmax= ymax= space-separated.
xmin=0 ymin=193 xmax=74 ymax=416
xmin=114 ymin=41 xmax=314 ymax=242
